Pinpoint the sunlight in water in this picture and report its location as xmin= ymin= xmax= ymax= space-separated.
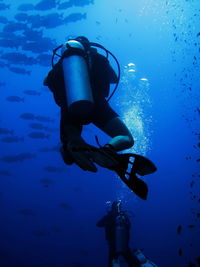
xmin=116 ymin=62 xmax=152 ymax=156
xmin=115 ymin=62 xmax=153 ymax=200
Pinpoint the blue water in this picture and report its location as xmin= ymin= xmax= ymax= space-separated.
xmin=0 ymin=0 xmax=199 ymax=266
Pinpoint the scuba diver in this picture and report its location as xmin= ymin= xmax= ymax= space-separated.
xmin=97 ymin=201 xmax=158 ymax=267
xmin=44 ymin=36 xmax=157 ymax=200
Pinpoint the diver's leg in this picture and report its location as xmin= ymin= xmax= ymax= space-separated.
xmin=97 ymin=117 xmax=134 ymax=152
xmin=60 ymin=109 xmax=83 ymax=164
xmin=92 ymin=99 xmax=134 ymax=152
xmin=60 ymin=110 xmax=97 ymax=171
xmin=60 ymin=124 xmax=83 ymax=165
xmin=122 ymin=249 xmax=141 ymax=267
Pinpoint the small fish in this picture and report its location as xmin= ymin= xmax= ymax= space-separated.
xmin=190 ymin=181 xmax=195 ymax=188
xmin=187 ymin=225 xmax=195 ymax=228
xmin=45 ymin=127 xmax=59 ymax=132
xmin=177 ymin=225 xmax=182 ymax=234
xmin=0 ymin=169 xmax=12 ymax=176
xmin=44 ymin=166 xmax=65 ymax=173
xmin=0 ymin=3 xmax=10 ymax=10
xmin=0 ymin=153 xmax=36 ymax=163
xmin=0 ymin=39 xmax=21 ymax=49
xmin=2 ymin=52 xmax=36 ymax=65
xmin=178 ymin=248 xmax=182 ymax=256
xmin=38 ymin=147 xmax=52 ymax=152
xmin=18 ymin=209 xmax=36 ymax=216
xmin=18 ymin=4 xmax=35 ymax=11
xmin=9 ymin=67 xmax=31 ymax=75
xmin=58 ymin=203 xmax=72 ymax=210
xmin=64 ymin=12 xmax=86 ymax=23
xmin=35 ymin=115 xmax=54 ymax=123
xmin=35 ymin=0 xmax=56 ymax=11
xmin=0 ymin=16 xmax=8 ymax=24
xmin=28 ymin=122 xmax=47 ymax=130
xmin=28 ymin=132 xmax=49 ymax=139
xmin=38 ymin=146 xmax=59 ymax=152
xmin=39 ymin=178 xmax=55 ymax=186
xmin=0 ymin=136 xmax=24 ymax=143
xmin=58 ymin=1 xmax=80 ymax=9
xmin=15 ymin=13 xmax=29 ymax=22
xmin=6 ymin=96 xmax=24 ymax=102
xmin=0 ymin=127 xmax=14 ymax=135
xmin=23 ymin=90 xmax=41 ymax=96
xmin=20 ymin=113 xmax=35 ymax=120
xmin=96 ymin=35 xmax=102 ymax=40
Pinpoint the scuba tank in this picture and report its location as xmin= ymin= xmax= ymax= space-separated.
xmin=52 ymin=38 xmax=121 ymax=105
xmin=61 ymin=39 xmax=94 ymax=118
xmin=115 ymin=213 xmax=129 ymax=253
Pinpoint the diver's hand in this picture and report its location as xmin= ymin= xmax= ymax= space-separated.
xmin=67 ymin=139 xmax=98 ymax=172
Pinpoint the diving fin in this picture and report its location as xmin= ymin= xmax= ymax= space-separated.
xmin=94 ymin=146 xmax=157 ymax=177
xmin=89 ymin=145 xmax=157 ymax=200
xmin=104 ymin=152 xmax=150 ymax=200
xmin=130 ymin=153 xmax=157 ymax=176
xmin=65 ymin=140 xmax=156 ymax=200
xmin=86 ymin=145 xmax=119 ymax=169
xmin=120 ymin=172 xmax=148 ymax=200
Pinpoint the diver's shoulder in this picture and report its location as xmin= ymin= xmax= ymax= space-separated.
xmin=90 ymin=48 xmax=108 ymax=62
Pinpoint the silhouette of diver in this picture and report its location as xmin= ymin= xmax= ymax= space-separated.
xmin=44 ymin=36 xmax=157 ymax=199
xmin=97 ymin=201 xmax=140 ymax=267
xmin=97 ymin=201 xmax=157 ymax=267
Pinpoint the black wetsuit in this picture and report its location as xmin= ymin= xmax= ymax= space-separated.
xmin=97 ymin=211 xmax=140 ymax=267
xmin=44 ymin=48 xmax=119 ymax=144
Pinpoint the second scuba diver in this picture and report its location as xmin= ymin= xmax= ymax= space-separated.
xmin=44 ymin=36 xmax=157 ymax=200
xmin=97 ymin=201 xmax=158 ymax=267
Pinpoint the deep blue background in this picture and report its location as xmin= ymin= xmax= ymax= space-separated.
xmin=0 ymin=0 xmax=199 ymax=266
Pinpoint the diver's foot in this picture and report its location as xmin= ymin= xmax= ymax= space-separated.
xmin=131 ymin=154 xmax=157 ymax=176
xmin=60 ymin=144 xmax=74 ymax=165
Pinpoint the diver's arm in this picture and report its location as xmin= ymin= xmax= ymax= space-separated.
xmin=96 ymin=215 xmax=109 ymax=227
